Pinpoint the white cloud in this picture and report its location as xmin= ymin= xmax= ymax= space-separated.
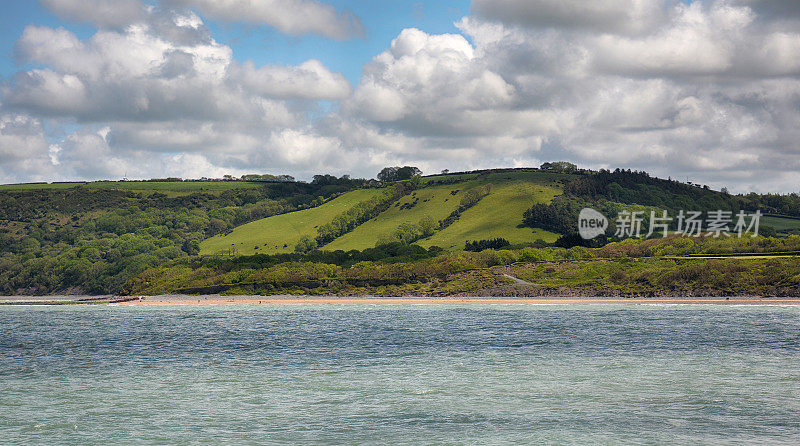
xmin=3 ymin=0 xmax=800 ymax=192
xmin=230 ymin=60 xmax=351 ymax=100
xmin=0 ymin=6 xmax=358 ymax=182
xmin=345 ymin=28 xmax=528 ymax=137
xmin=165 ymin=0 xmax=364 ymax=39
xmin=40 ymin=0 xmax=147 ymax=29
xmin=41 ymin=0 xmax=363 ymax=40
xmin=334 ymin=1 xmax=800 ymax=192
xmin=7 ymin=18 xmax=351 ymax=125
xmin=0 ymin=114 xmax=56 ymax=183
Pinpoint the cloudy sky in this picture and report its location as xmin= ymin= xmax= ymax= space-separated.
xmin=0 ymin=0 xmax=799 ymax=192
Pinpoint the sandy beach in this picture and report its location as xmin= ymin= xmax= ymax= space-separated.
xmin=3 ymin=295 xmax=799 ymax=306
xmin=115 ymin=295 xmax=800 ymax=306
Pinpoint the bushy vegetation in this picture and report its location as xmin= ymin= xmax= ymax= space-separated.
xmin=201 ymin=188 xmax=383 ymax=256
xmin=540 ymin=161 xmax=578 ymax=173
xmin=0 ymin=182 xmax=356 ymax=294
xmin=128 ymin=235 xmax=800 ymax=297
xmin=523 ymin=169 xmax=800 ymax=237
xmin=565 ymin=168 xmax=800 ymax=216
xmin=4 ymin=166 xmax=800 ymax=296
xmin=377 ymin=216 xmax=437 ymax=246
xmin=465 ymin=238 xmax=511 ymax=252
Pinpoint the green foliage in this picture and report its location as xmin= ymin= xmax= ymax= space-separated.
xmin=0 ymin=181 xmax=358 ymax=294
xmin=377 ymin=216 xmax=437 ymax=246
xmin=465 ymin=238 xmax=510 ymax=252
xmin=540 ymin=161 xmax=578 ymax=173
xmin=294 ymin=236 xmax=318 ymax=254
xmin=201 ymin=188 xmax=382 ymax=255
xmin=128 ymin=235 xmax=800 ymax=297
xmin=6 ymin=166 xmax=800 ymax=296
xmin=565 ymin=168 xmax=800 ymax=217
xmin=377 ymin=166 xmax=422 ymax=182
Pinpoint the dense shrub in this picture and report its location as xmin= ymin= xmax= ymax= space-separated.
xmin=464 ymin=238 xmax=511 ymax=252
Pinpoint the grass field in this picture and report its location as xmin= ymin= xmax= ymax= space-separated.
xmin=762 ymin=215 xmax=800 ymax=233
xmin=199 ymin=188 xmax=384 ymax=255
xmin=421 ymin=173 xmax=480 ymax=183
xmin=0 ymin=182 xmax=81 ymax=190
xmin=0 ymin=181 xmax=263 ymax=193
xmin=418 ymin=180 xmax=561 ymax=250
xmin=198 ymin=170 xmax=576 ymax=254
xmin=322 ymin=183 xmax=470 ymax=251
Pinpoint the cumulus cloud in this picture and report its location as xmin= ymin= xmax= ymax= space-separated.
xmin=3 ymin=0 xmax=800 ymax=191
xmin=0 ymin=5 xmax=359 ymax=182
xmin=0 ymin=114 xmax=56 ymax=182
xmin=346 ymin=28 xmax=529 ymax=136
xmin=471 ymin=0 xmax=666 ymax=34
xmin=230 ymin=60 xmax=351 ymax=100
xmin=42 ymin=0 xmax=363 ymax=40
xmin=339 ymin=0 xmax=800 ymax=192
xmin=164 ymin=0 xmax=364 ymax=39
xmin=7 ymin=16 xmax=353 ymax=122
xmin=40 ymin=0 xmax=148 ymax=29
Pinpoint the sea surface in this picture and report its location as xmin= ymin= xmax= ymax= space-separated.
xmin=1 ymin=304 xmax=799 ymax=444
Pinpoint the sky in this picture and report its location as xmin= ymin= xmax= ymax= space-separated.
xmin=0 ymin=0 xmax=799 ymax=193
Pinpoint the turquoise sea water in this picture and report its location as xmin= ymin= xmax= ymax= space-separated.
xmin=1 ymin=304 xmax=799 ymax=444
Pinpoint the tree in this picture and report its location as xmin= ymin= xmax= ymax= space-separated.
xmin=377 ymin=167 xmax=398 ymax=182
xmin=294 ymin=236 xmax=318 ymax=254
xmin=541 ymin=161 xmax=577 ymax=173
xmin=396 ymin=166 xmax=422 ymax=180
xmin=377 ymin=166 xmax=422 ymax=182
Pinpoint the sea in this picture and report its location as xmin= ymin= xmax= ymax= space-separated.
xmin=1 ymin=304 xmax=798 ymax=444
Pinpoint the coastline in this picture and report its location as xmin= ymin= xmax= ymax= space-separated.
xmin=3 ymin=295 xmax=800 ymax=306
xmin=120 ymin=295 xmax=800 ymax=305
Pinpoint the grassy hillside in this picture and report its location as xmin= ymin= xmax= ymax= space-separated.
xmin=762 ymin=215 xmax=800 ymax=234
xmin=0 ymin=180 xmax=353 ymax=295
xmin=0 ymin=181 xmax=264 ymax=196
xmin=418 ymin=170 xmax=570 ymax=250
xmin=418 ymin=181 xmax=561 ymax=250
xmin=322 ymin=183 xmax=469 ymax=251
xmin=207 ymin=170 xmax=573 ymax=253
xmin=200 ymin=188 xmax=384 ymax=255
xmin=5 ymin=165 xmax=800 ymax=296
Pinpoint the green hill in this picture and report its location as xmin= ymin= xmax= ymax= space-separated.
xmin=762 ymin=215 xmax=800 ymax=235
xmin=0 ymin=180 xmax=263 ymax=192
xmin=418 ymin=181 xmax=560 ymax=250
xmin=200 ymin=188 xmax=384 ymax=255
xmin=322 ymin=183 xmax=468 ymax=251
xmin=206 ymin=170 xmax=572 ymax=254
xmin=4 ymin=165 xmax=800 ymax=296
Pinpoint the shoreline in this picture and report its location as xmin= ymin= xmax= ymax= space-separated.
xmin=120 ymin=296 xmax=800 ymax=306
xmin=3 ymin=295 xmax=800 ymax=306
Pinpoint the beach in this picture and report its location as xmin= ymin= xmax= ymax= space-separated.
xmin=4 ymin=295 xmax=798 ymax=306
xmin=124 ymin=295 xmax=800 ymax=305
xmin=0 ymin=294 xmax=800 ymax=305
